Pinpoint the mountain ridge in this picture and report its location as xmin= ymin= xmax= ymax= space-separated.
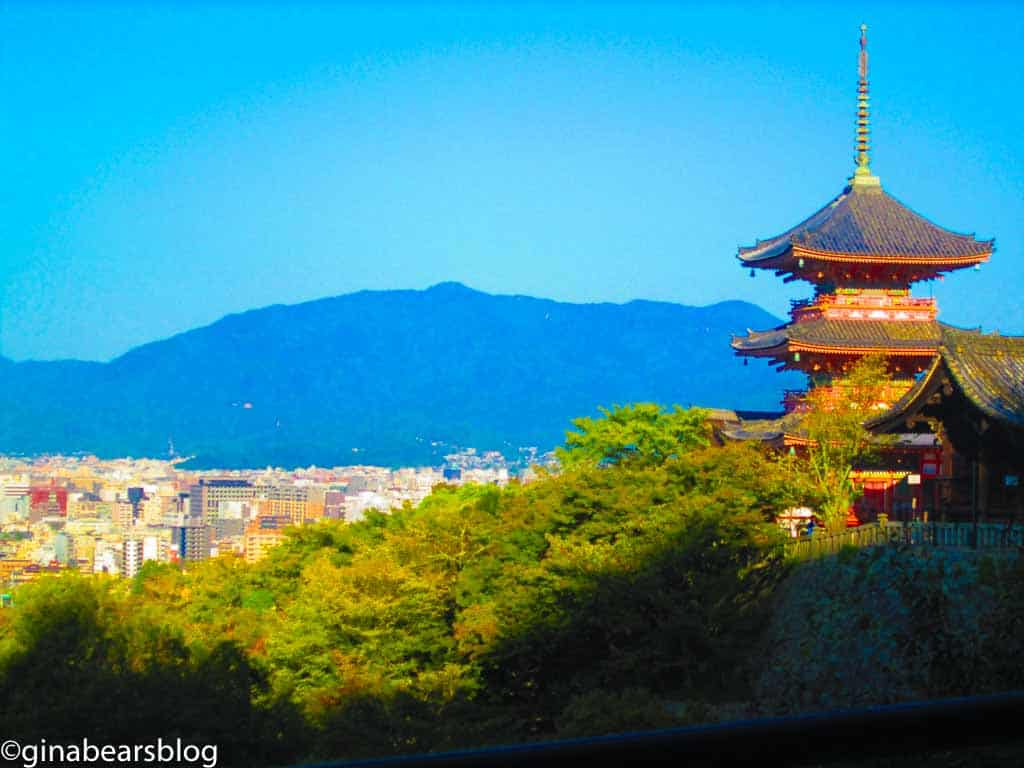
xmin=0 ymin=283 xmax=799 ymax=467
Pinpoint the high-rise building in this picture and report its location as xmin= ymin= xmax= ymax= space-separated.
xmin=243 ymin=515 xmax=291 ymax=563
xmin=142 ymin=535 xmax=161 ymax=564
xmin=189 ymin=479 xmax=255 ymax=527
xmin=323 ymin=490 xmax=346 ymax=520
xmin=123 ymin=539 xmax=144 ymax=578
xmin=172 ymin=520 xmax=211 ymax=562
xmin=259 ymin=485 xmax=312 ymax=526
xmin=112 ymin=500 xmax=135 ymax=529
xmin=53 ymin=532 xmax=74 ymax=565
xmin=127 ymin=487 xmax=146 ymax=522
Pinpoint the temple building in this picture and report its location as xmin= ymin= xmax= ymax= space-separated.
xmin=727 ymin=26 xmax=1022 ymax=523
xmin=867 ymin=327 xmax=1023 ymax=521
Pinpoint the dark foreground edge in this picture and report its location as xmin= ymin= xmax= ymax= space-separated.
xmin=295 ymin=691 xmax=1024 ymax=767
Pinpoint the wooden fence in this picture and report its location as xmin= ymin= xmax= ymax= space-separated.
xmin=787 ymin=520 xmax=1024 ymax=562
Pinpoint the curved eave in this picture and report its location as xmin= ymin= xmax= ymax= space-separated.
xmin=737 ymin=239 xmax=795 ymax=265
xmin=787 ymin=340 xmax=938 ymax=356
xmin=731 ymin=329 xmax=787 ymax=354
xmin=866 ymin=356 xmax=944 ymax=433
xmin=740 ymin=243 xmax=992 ymax=269
xmin=737 ymin=188 xmax=847 ymax=263
xmin=732 ymin=336 xmax=939 ymax=358
xmin=793 ymin=244 xmax=992 ymax=265
xmin=720 ymin=427 xmax=784 ymax=444
xmin=730 ymin=321 xmax=791 ymax=352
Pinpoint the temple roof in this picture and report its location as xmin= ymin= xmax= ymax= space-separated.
xmin=732 ymin=319 xmax=942 ymax=355
xmin=868 ymin=326 xmax=1024 ymax=431
xmin=719 ymin=412 xmax=805 ymax=445
xmin=738 ymin=184 xmax=993 ymax=266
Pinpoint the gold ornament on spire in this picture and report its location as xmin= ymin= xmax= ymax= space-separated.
xmin=852 ymin=23 xmax=881 ymax=187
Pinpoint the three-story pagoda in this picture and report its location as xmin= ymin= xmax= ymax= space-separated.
xmin=728 ymin=25 xmax=1001 ymax=525
xmin=732 ymin=25 xmax=992 ymax=409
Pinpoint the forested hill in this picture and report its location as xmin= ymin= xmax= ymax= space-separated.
xmin=0 ymin=283 xmax=799 ymax=467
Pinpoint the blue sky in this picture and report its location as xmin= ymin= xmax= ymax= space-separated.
xmin=3 ymin=1 xmax=1022 ymax=361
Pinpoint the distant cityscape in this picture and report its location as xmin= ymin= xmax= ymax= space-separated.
xmin=0 ymin=448 xmax=554 ymax=591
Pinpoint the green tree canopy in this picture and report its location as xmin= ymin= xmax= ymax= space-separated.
xmin=556 ymin=403 xmax=710 ymax=469
xmin=0 ymin=403 xmax=833 ymax=761
xmin=801 ymin=353 xmax=895 ymax=531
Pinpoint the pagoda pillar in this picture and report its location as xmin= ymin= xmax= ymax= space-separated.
xmin=977 ymin=457 xmax=990 ymax=521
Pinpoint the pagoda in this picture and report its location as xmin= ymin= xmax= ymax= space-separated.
xmin=734 ymin=26 xmax=991 ymax=385
xmin=729 ymin=25 xmax=996 ymax=522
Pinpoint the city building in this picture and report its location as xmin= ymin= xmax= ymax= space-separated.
xmin=29 ymin=484 xmax=68 ymax=519
xmin=123 ymin=538 xmax=144 ymax=578
xmin=323 ymin=490 xmax=346 ymax=520
xmin=243 ymin=515 xmax=291 ymax=563
xmin=172 ymin=520 xmax=211 ymax=562
xmin=189 ymin=478 xmax=255 ymax=529
xmin=112 ymin=500 xmax=135 ymax=529
xmin=258 ymin=485 xmax=312 ymax=526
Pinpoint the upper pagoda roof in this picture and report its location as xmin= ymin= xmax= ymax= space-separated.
xmin=738 ymin=184 xmax=994 ymax=267
xmin=738 ymin=25 xmax=995 ymax=283
xmin=868 ymin=326 xmax=1024 ymax=431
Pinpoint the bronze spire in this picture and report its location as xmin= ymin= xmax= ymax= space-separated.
xmin=852 ymin=24 xmax=881 ymax=187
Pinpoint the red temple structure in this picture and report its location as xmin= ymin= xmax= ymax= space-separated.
xmin=29 ymin=483 xmax=69 ymax=518
xmin=726 ymin=26 xmax=1013 ymax=524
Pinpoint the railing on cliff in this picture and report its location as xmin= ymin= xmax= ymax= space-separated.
xmin=294 ymin=691 xmax=1024 ymax=768
xmin=787 ymin=520 xmax=1024 ymax=561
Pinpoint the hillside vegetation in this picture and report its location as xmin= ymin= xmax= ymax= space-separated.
xmin=2 ymin=407 xmax=1022 ymax=765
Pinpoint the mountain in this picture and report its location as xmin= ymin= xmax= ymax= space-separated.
xmin=0 ymin=283 xmax=800 ymax=468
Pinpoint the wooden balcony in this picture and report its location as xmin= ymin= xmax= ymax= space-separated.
xmin=791 ymin=292 xmax=937 ymax=323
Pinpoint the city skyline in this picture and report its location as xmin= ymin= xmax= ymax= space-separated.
xmin=3 ymin=2 xmax=1023 ymax=361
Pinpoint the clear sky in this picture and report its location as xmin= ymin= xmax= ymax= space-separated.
xmin=3 ymin=1 xmax=1022 ymax=361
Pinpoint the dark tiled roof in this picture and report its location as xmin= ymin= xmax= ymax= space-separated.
xmin=721 ymin=423 xmax=785 ymax=442
xmin=941 ymin=327 xmax=1024 ymax=427
xmin=864 ymin=356 xmax=943 ymax=432
xmin=732 ymin=320 xmax=942 ymax=353
xmin=732 ymin=326 xmax=788 ymax=352
xmin=868 ymin=326 xmax=1024 ymax=430
xmin=739 ymin=184 xmax=993 ymax=263
xmin=720 ymin=412 xmax=807 ymax=442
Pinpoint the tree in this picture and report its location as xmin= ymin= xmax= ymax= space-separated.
xmin=556 ymin=403 xmax=709 ymax=470
xmin=801 ymin=354 xmax=895 ymax=532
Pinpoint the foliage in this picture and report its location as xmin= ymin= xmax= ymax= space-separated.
xmin=4 ymin=420 xmax=1020 ymax=764
xmin=801 ymin=354 xmax=895 ymax=531
xmin=445 ymin=442 xmax=797 ymax=737
xmin=556 ymin=403 xmax=710 ymax=469
xmin=0 ymin=575 xmax=304 ymax=767
xmin=8 ymin=401 xmax=969 ymax=763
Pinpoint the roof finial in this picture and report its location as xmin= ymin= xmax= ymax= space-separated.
xmin=852 ymin=23 xmax=881 ymax=188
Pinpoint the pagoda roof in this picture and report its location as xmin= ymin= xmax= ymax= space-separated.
xmin=720 ymin=411 xmax=804 ymax=445
xmin=732 ymin=319 xmax=942 ymax=355
xmin=739 ymin=184 xmax=993 ymax=267
xmin=868 ymin=326 xmax=1024 ymax=431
